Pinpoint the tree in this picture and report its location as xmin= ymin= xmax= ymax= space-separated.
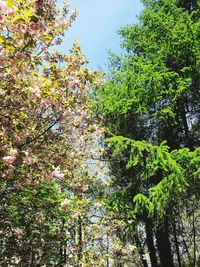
xmin=96 ymin=0 xmax=200 ymax=266
xmin=0 ymin=0 xmax=104 ymax=265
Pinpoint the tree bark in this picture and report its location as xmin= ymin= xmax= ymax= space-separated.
xmin=135 ymin=230 xmax=149 ymax=267
xmin=145 ymin=219 xmax=159 ymax=267
xmin=156 ymin=218 xmax=174 ymax=267
xmin=172 ymin=218 xmax=182 ymax=267
xmin=77 ymin=215 xmax=83 ymax=265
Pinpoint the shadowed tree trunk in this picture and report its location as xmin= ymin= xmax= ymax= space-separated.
xmin=172 ymin=218 xmax=182 ymax=267
xmin=156 ymin=218 xmax=174 ymax=267
xmin=145 ymin=218 xmax=159 ymax=267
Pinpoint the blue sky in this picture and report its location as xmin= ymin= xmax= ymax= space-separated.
xmin=58 ymin=0 xmax=143 ymax=70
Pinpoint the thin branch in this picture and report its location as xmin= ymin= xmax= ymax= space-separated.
xmin=19 ymin=112 xmax=63 ymax=148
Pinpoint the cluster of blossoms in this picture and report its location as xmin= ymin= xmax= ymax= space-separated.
xmin=0 ymin=0 xmax=104 ymax=187
xmin=2 ymin=148 xmax=18 ymax=165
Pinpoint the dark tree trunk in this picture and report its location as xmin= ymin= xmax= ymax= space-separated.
xmin=172 ymin=218 xmax=182 ymax=267
xmin=156 ymin=218 xmax=174 ymax=267
xmin=145 ymin=219 xmax=159 ymax=267
xmin=77 ymin=215 xmax=83 ymax=264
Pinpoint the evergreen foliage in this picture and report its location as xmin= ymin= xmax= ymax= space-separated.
xmin=96 ymin=0 xmax=200 ymax=266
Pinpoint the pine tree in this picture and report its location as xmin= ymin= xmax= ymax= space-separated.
xmin=96 ymin=0 xmax=200 ymax=266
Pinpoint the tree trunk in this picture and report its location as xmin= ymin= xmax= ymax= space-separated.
xmin=77 ymin=215 xmax=83 ymax=265
xmin=156 ymin=218 xmax=174 ymax=267
xmin=135 ymin=230 xmax=149 ymax=267
xmin=172 ymin=218 xmax=182 ymax=267
xmin=192 ymin=208 xmax=196 ymax=267
xmin=145 ymin=219 xmax=159 ymax=267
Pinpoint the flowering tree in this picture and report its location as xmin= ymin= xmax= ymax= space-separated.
xmin=0 ymin=0 xmax=105 ymax=265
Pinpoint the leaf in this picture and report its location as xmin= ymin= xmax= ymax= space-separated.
xmin=10 ymin=15 xmax=24 ymax=23
xmin=0 ymin=36 xmax=6 ymax=43
xmin=6 ymin=0 xmax=16 ymax=9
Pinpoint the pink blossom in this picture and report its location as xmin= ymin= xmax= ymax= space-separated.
xmin=37 ymin=22 xmax=45 ymax=31
xmin=2 ymin=148 xmax=17 ymax=164
xmin=10 ymin=149 xmax=18 ymax=157
xmin=0 ymin=15 xmax=4 ymax=23
xmin=94 ymin=202 xmax=102 ymax=208
xmin=0 ymin=1 xmax=7 ymax=11
xmin=2 ymin=167 xmax=15 ymax=180
xmin=15 ymin=134 xmax=22 ymax=142
xmin=68 ymin=254 xmax=73 ymax=260
xmin=27 ymin=22 xmax=37 ymax=35
xmin=17 ymin=25 xmax=26 ymax=34
xmin=0 ymin=130 xmax=5 ymax=138
xmin=0 ymin=73 xmax=6 ymax=80
xmin=52 ymin=167 xmax=65 ymax=179
xmin=35 ymin=0 xmax=42 ymax=11
xmin=40 ymin=100 xmax=51 ymax=110
xmin=1 ymin=145 xmax=8 ymax=150
xmin=30 ymin=87 xmax=40 ymax=97
xmin=60 ymin=199 xmax=71 ymax=210
xmin=16 ymin=51 xmax=24 ymax=59
xmin=72 ymin=212 xmax=81 ymax=218
xmin=3 ymin=155 xmax=16 ymax=164
xmin=23 ymin=156 xmax=33 ymax=165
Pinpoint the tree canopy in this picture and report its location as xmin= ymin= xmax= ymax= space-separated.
xmin=96 ymin=0 xmax=200 ymax=266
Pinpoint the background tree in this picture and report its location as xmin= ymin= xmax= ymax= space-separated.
xmin=96 ymin=0 xmax=200 ymax=266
